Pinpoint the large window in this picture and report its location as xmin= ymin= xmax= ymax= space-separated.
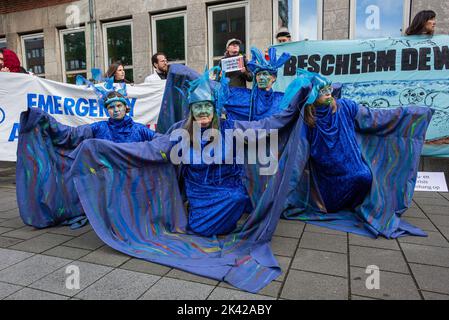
xmin=21 ymin=33 xmax=45 ymax=77
xmin=103 ymin=20 xmax=133 ymax=82
xmin=151 ymin=11 xmax=187 ymax=65
xmin=60 ymin=28 xmax=87 ymax=84
xmin=274 ymin=0 xmax=323 ymax=41
xmin=0 ymin=38 xmax=6 ymax=50
xmin=350 ymin=0 xmax=411 ymax=39
xmin=208 ymin=2 xmax=249 ymax=67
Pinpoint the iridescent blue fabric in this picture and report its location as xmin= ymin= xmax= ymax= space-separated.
xmin=225 ymin=87 xmax=285 ymax=121
xmin=90 ymin=115 xmax=155 ymax=143
xmin=307 ymin=99 xmax=373 ymax=212
xmin=181 ymin=122 xmax=253 ymax=237
xmin=16 ymin=108 xmax=156 ymax=229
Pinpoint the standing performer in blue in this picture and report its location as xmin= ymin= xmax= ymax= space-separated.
xmin=16 ymin=77 xmax=157 ymax=229
xmin=224 ymin=47 xmax=291 ymax=121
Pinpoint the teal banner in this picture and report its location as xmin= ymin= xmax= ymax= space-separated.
xmin=273 ymin=35 xmax=449 ymax=156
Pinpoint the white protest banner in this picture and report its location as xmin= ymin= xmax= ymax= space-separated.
xmin=415 ymin=172 xmax=448 ymax=192
xmin=221 ymin=56 xmax=244 ymax=73
xmin=0 ymin=73 xmax=166 ymax=162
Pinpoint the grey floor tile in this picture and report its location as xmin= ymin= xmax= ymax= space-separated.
xmin=281 ymin=269 xmax=348 ymax=300
xmin=9 ymin=233 xmax=73 ymax=254
xmin=30 ymin=261 xmax=113 ymax=297
xmin=0 ymin=217 xmax=25 ymax=229
xmin=63 ymin=231 xmax=104 ymax=251
xmin=299 ymin=232 xmax=347 ymax=254
xmin=351 ymin=295 xmax=378 ymax=300
xmin=0 ymin=255 xmax=72 ymax=286
xmin=422 ymin=291 xmax=449 ymax=300
xmin=440 ymin=193 xmax=449 ymax=201
xmin=207 ymin=287 xmax=274 ymax=300
xmin=402 ymin=217 xmax=438 ymax=232
xmin=292 ymin=248 xmax=347 ymax=277
xmin=1 ymin=225 xmax=49 ymax=240
xmin=274 ymin=220 xmax=304 ymax=239
xmin=350 ymin=246 xmax=409 ymax=274
xmin=0 ymin=227 xmax=14 ymax=235
xmin=428 ymin=214 xmax=449 ymax=228
xmin=79 ymin=245 xmax=131 ymax=267
xmin=218 ymin=280 xmax=282 ymax=298
xmin=401 ymin=243 xmax=449 ymax=268
xmin=420 ymin=205 xmax=449 ymax=216
xmin=414 ymin=192 xmax=446 ymax=199
xmin=0 ymin=237 xmax=23 ymax=248
xmin=402 ymin=208 xmax=428 ymax=219
xmin=48 ymin=224 xmax=93 ymax=237
xmin=75 ymin=269 xmax=159 ymax=300
xmin=349 ymin=234 xmax=400 ymax=251
xmin=120 ymin=258 xmax=172 ymax=276
xmin=305 ymin=224 xmax=348 ymax=236
xmin=350 ymin=267 xmax=421 ymax=300
xmin=398 ymin=231 xmax=449 ymax=248
xmin=410 ymin=263 xmax=449 ymax=295
xmin=166 ymin=268 xmax=219 ymax=286
xmin=274 ymin=255 xmax=291 ymax=282
xmin=5 ymin=288 xmax=69 ymax=300
xmin=43 ymin=246 xmax=91 ymax=260
xmin=0 ymin=200 xmax=18 ymax=212
xmin=0 ymin=281 xmax=23 ymax=299
xmin=440 ymin=227 xmax=449 ymax=239
xmin=414 ymin=197 xmax=449 ymax=207
xmin=0 ymin=248 xmax=34 ymax=271
xmin=271 ymin=236 xmax=299 ymax=257
xmin=140 ymin=277 xmax=214 ymax=300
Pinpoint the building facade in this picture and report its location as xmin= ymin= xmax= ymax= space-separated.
xmin=1 ymin=0 xmax=448 ymax=83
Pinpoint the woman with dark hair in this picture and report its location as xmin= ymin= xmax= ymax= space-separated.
xmin=105 ymin=61 xmax=132 ymax=84
xmin=405 ymin=10 xmax=436 ymax=36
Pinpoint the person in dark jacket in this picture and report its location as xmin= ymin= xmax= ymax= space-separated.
xmin=217 ymin=39 xmax=253 ymax=88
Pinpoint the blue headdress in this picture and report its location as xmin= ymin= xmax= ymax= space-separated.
xmin=182 ymin=66 xmax=229 ymax=119
xmin=246 ymin=47 xmax=291 ymax=76
xmin=296 ymin=68 xmax=333 ymax=106
xmin=76 ymin=70 xmax=128 ymax=109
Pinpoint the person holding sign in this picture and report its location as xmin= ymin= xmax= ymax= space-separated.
xmin=217 ymin=39 xmax=253 ymax=88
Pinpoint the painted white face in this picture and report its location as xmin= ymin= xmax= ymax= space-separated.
xmin=107 ymin=102 xmax=127 ymax=120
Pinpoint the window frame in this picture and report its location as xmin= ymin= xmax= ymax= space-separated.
xmin=151 ymin=11 xmax=188 ymax=69
xmin=207 ymin=1 xmax=250 ymax=68
xmin=272 ymin=0 xmax=324 ymax=43
xmin=59 ymin=27 xmax=87 ymax=83
xmin=20 ymin=33 xmax=45 ymax=77
xmin=349 ymin=0 xmax=411 ymax=39
xmin=0 ymin=38 xmax=7 ymax=49
xmin=102 ymin=19 xmax=134 ymax=76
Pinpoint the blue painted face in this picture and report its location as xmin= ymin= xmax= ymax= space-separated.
xmin=256 ymin=71 xmax=276 ymax=90
xmin=107 ymin=102 xmax=127 ymax=120
xmin=191 ymin=101 xmax=215 ymax=128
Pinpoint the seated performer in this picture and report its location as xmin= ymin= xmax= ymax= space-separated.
xmin=171 ymin=68 xmax=308 ymax=236
xmin=16 ymin=77 xmax=157 ymax=229
xmin=302 ymin=72 xmax=372 ymax=212
xmin=224 ymin=47 xmax=291 ymax=121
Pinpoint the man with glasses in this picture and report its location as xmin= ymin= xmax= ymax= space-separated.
xmin=145 ymin=52 xmax=169 ymax=82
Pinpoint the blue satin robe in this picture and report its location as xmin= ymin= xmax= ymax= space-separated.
xmin=306 ymin=99 xmax=373 ymax=212
xmin=90 ymin=115 xmax=155 ymax=142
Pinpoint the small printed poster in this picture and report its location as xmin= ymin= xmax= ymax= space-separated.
xmin=221 ymin=56 xmax=244 ymax=73
xmin=415 ymin=172 xmax=448 ymax=192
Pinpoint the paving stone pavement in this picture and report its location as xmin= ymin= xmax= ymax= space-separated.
xmin=1 ymin=162 xmax=449 ymax=300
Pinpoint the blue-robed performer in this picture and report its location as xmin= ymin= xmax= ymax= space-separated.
xmin=16 ymin=77 xmax=157 ymax=229
xmin=276 ymin=70 xmax=434 ymax=239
